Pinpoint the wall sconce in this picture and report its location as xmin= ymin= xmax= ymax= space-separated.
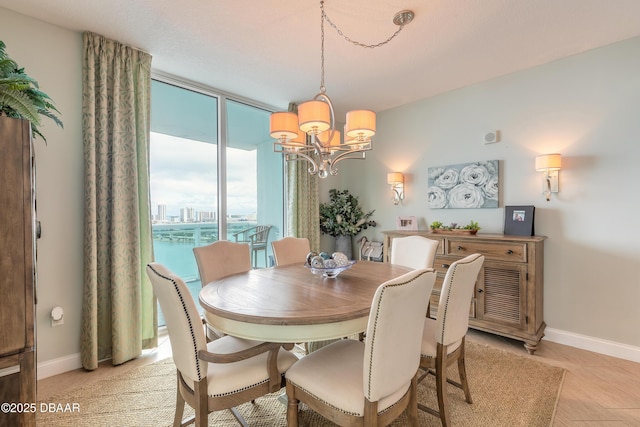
xmin=535 ymin=154 xmax=562 ymax=201
xmin=387 ymin=172 xmax=404 ymax=205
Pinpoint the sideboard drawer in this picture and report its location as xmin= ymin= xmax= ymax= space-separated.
xmin=447 ymin=239 xmax=527 ymax=263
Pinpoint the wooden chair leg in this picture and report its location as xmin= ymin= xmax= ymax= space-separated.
xmin=173 ymin=375 xmax=186 ymax=427
xmin=194 ymin=380 xmax=208 ymax=427
xmin=230 ymin=407 xmax=249 ymax=427
xmin=286 ymin=382 xmax=299 ymax=427
xmin=436 ymin=344 xmax=451 ymax=427
xmin=363 ymin=399 xmax=379 ymax=427
xmin=457 ymin=340 xmax=473 ymax=404
xmin=407 ymin=374 xmax=419 ymax=427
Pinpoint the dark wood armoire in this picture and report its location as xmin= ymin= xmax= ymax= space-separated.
xmin=0 ymin=116 xmax=37 ymax=427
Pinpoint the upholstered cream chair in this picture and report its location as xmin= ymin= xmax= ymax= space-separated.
xmin=391 ymin=235 xmax=440 ymax=269
xmin=285 ymin=268 xmax=436 ymax=427
xmin=233 ymin=225 xmax=272 ymax=268
xmin=418 ymin=253 xmax=485 ymax=427
xmin=271 ymin=237 xmax=311 ymax=267
xmin=147 ymin=263 xmax=298 ymax=427
xmin=193 ymin=241 xmax=251 ymax=341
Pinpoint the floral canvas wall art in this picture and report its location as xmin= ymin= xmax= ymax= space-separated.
xmin=427 ymin=160 xmax=499 ymax=209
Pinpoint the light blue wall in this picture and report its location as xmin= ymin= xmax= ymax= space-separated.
xmin=0 ymin=9 xmax=84 ymax=367
xmin=322 ymin=36 xmax=640 ymax=348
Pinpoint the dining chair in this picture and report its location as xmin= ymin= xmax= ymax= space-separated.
xmin=233 ymin=225 xmax=273 ymax=268
xmin=285 ymin=268 xmax=436 ymax=427
xmin=271 ymin=237 xmax=311 ymax=267
xmin=391 ymin=235 xmax=440 ymax=269
xmin=418 ymin=253 xmax=485 ymax=427
xmin=193 ymin=240 xmax=251 ymax=341
xmin=146 ymin=263 xmax=298 ymax=427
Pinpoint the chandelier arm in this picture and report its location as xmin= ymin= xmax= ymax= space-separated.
xmin=329 ymin=149 xmax=368 ymax=168
xmin=328 ymin=151 xmax=367 ymax=176
xmin=288 ymin=151 xmax=320 ymax=175
xmin=309 ymin=134 xmax=328 ymax=156
xmin=314 ymin=92 xmax=336 ymax=141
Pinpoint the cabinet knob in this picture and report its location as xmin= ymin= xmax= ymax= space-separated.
xmin=506 ymin=249 xmax=514 ymax=255
xmin=441 ymin=264 xmax=450 ymax=269
xmin=457 ymin=245 xmax=464 ymax=251
xmin=478 ymin=288 xmax=484 ymax=293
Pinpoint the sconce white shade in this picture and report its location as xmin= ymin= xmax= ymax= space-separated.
xmin=536 ymin=153 xmax=561 ymax=201
xmin=298 ymin=100 xmax=331 ymax=134
xmin=270 ymin=112 xmax=299 ymax=140
xmin=387 ymin=172 xmax=404 ymax=205
xmin=345 ymin=110 xmax=376 ymax=138
xmin=535 ymin=154 xmax=562 ymax=171
xmin=387 ymin=172 xmax=404 ymax=184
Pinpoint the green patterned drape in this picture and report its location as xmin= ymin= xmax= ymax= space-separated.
xmin=81 ymin=32 xmax=156 ymax=370
xmin=286 ymin=103 xmax=321 ymax=252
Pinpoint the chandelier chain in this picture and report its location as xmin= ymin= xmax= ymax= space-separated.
xmin=320 ymin=1 xmax=406 ymax=49
xmin=320 ymin=3 xmax=326 ymax=93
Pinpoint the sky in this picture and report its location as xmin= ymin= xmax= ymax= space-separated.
xmin=149 ymin=132 xmax=257 ymax=218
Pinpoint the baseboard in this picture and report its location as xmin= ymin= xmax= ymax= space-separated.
xmin=543 ymin=328 xmax=640 ymax=363
xmin=35 ymin=329 xmax=639 ymax=379
xmin=37 ymin=353 xmax=82 ymax=380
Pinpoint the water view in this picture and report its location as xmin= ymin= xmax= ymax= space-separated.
xmin=153 ymin=221 xmax=262 ymax=325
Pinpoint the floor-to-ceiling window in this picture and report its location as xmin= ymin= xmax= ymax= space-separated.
xmin=149 ymin=77 xmax=283 ymax=323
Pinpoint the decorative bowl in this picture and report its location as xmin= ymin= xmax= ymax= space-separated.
xmin=304 ymin=260 xmax=356 ymax=278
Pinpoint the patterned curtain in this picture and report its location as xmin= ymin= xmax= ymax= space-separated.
xmin=81 ymin=32 xmax=156 ymax=370
xmin=286 ymin=103 xmax=321 ymax=252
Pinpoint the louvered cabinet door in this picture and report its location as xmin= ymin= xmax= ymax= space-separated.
xmin=475 ymin=262 xmax=527 ymax=330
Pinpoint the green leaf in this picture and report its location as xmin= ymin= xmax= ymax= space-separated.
xmin=0 ymin=39 xmax=63 ymax=140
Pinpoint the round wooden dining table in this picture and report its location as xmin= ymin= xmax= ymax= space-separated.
xmin=199 ymin=260 xmax=413 ymax=343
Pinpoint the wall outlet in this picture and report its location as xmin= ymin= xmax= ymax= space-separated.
xmin=51 ymin=306 xmax=64 ymax=327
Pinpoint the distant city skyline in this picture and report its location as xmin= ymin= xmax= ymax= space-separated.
xmin=150 ymin=132 xmax=257 ymax=217
xmin=151 ymin=203 xmax=258 ymax=224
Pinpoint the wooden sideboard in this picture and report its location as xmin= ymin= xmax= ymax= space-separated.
xmin=382 ymin=230 xmax=546 ymax=354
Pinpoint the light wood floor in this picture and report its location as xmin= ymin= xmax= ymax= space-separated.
xmin=38 ymin=329 xmax=640 ymax=426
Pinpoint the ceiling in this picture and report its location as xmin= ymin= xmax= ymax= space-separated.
xmin=3 ymin=0 xmax=640 ymax=117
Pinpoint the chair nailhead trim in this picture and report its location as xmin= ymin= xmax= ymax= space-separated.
xmin=209 ymin=373 xmax=286 ymax=397
xmin=290 ymin=381 xmax=361 ymax=417
xmin=367 ymin=269 xmax=431 ymax=400
xmin=438 ymin=254 xmax=480 ymax=345
xmin=149 ymin=264 xmax=202 ymax=382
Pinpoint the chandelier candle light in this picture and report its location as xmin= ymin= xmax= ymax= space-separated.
xmin=271 ymin=1 xmax=415 ymax=178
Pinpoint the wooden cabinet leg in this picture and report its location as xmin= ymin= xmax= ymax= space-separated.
xmin=524 ymin=341 xmax=538 ymax=355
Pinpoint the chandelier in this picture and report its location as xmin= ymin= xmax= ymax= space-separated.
xmin=270 ymin=1 xmax=415 ymax=178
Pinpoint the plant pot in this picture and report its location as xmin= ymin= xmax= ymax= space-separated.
xmin=430 ymin=229 xmax=478 ymax=235
xmin=334 ymin=235 xmax=353 ymax=260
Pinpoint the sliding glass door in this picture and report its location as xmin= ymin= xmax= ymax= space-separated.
xmin=149 ymin=78 xmax=283 ymax=323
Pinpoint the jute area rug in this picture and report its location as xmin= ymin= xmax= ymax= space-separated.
xmin=38 ymin=341 xmax=564 ymax=426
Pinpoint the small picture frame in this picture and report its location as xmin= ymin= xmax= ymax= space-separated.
xmin=504 ymin=205 xmax=535 ymax=236
xmin=396 ymin=216 xmax=418 ymax=231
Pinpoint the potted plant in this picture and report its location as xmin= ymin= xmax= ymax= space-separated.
xmin=319 ymin=189 xmax=377 ymax=259
xmin=0 ymin=40 xmax=63 ymax=142
xmin=430 ymin=220 xmax=480 ymax=235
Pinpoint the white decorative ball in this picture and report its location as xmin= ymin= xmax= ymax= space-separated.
xmin=332 ymin=252 xmax=349 ymax=266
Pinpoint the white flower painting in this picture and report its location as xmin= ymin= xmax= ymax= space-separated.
xmin=428 ymin=160 xmax=499 ymax=209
